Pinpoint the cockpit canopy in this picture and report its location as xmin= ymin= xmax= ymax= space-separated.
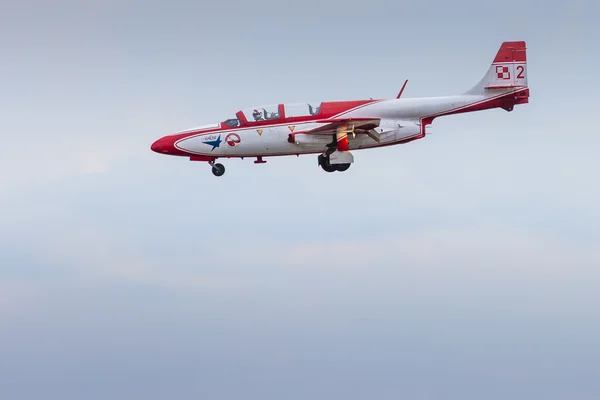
xmin=221 ymin=102 xmax=322 ymax=128
xmin=222 ymin=117 xmax=241 ymax=128
xmin=283 ymin=102 xmax=321 ymax=118
xmin=244 ymin=104 xmax=280 ymax=122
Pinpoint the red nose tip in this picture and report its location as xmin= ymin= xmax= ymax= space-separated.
xmin=151 ymin=137 xmax=172 ymax=154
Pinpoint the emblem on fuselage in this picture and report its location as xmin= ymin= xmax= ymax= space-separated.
xmin=225 ymin=133 xmax=241 ymax=147
xmin=202 ymin=134 xmax=222 ymax=151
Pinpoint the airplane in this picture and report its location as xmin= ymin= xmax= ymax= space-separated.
xmin=151 ymin=41 xmax=529 ymax=177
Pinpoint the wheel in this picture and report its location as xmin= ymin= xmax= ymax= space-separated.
xmin=335 ymin=163 xmax=351 ymax=172
xmin=211 ymin=163 xmax=225 ymax=176
xmin=321 ymin=164 xmax=336 ymax=172
xmin=318 ymin=154 xmax=336 ymax=172
xmin=318 ymin=154 xmax=327 ymax=166
xmin=320 ymin=161 xmax=336 ymax=172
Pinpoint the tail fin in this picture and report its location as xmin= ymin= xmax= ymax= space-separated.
xmin=465 ymin=41 xmax=528 ymax=95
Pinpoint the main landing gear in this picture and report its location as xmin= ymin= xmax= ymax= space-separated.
xmin=317 ymin=124 xmax=354 ymax=173
xmin=318 ymin=153 xmax=351 ymax=173
xmin=209 ymin=160 xmax=225 ymax=177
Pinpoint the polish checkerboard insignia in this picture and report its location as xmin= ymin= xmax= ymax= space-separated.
xmin=496 ymin=65 xmax=510 ymax=79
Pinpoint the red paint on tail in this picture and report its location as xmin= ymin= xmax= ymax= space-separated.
xmin=493 ymin=41 xmax=527 ymax=63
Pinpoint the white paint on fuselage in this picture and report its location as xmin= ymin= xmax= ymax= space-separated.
xmin=174 ymin=88 xmax=516 ymax=158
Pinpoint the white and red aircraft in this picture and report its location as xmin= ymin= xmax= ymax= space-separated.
xmin=151 ymin=41 xmax=529 ymax=177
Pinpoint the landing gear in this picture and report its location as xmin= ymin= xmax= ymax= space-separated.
xmin=322 ymin=163 xmax=337 ymax=173
xmin=318 ymin=154 xmax=336 ymax=172
xmin=209 ymin=161 xmax=225 ymax=177
xmin=318 ymin=154 xmax=351 ymax=173
xmin=206 ymin=156 xmax=266 ymax=177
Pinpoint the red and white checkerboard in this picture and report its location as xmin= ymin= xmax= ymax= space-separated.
xmin=496 ymin=65 xmax=510 ymax=79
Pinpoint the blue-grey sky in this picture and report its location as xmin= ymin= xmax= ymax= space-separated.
xmin=1 ymin=0 xmax=599 ymax=399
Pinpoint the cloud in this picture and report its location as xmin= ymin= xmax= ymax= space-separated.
xmin=0 ymin=139 xmax=132 ymax=197
xmin=217 ymin=222 xmax=600 ymax=271
xmin=0 ymin=281 xmax=39 ymax=318
xmin=30 ymin=226 xmax=256 ymax=291
xmin=0 ymin=4 xmax=599 ymax=398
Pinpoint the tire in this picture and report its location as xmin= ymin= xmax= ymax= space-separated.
xmin=335 ymin=163 xmax=351 ymax=172
xmin=318 ymin=154 xmax=327 ymax=166
xmin=212 ymin=163 xmax=225 ymax=176
xmin=318 ymin=154 xmax=336 ymax=172
xmin=321 ymin=163 xmax=336 ymax=172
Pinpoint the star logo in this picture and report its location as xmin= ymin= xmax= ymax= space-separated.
xmin=202 ymin=135 xmax=222 ymax=151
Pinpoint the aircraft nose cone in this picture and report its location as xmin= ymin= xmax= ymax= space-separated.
xmin=151 ymin=136 xmax=172 ymax=154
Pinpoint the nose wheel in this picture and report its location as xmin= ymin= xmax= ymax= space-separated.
xmin=209 ymin=161 xmax=225 ymax=177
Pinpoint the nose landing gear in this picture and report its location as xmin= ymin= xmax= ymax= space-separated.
xmin=209 ymin=160 xmax=225 ymax=177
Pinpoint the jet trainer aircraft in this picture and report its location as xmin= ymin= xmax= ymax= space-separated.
xmin=151 ymin=41 xmax=529 ymax=177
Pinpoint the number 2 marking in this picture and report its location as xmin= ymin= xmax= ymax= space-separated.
xmin=516 ymin=65 xmax=525 ymax=79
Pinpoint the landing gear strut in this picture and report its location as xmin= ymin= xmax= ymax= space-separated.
xmin=209 ymin=160 xmax=225 ymax=177
xmin=317 ymin=128 xmax=354 ymax=173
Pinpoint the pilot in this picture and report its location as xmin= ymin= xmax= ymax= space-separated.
xmin=252 ymin=109 xmax=263 ymax=121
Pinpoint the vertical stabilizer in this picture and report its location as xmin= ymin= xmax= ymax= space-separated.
xmin=466 ymin=41 xmax=528 ymax=95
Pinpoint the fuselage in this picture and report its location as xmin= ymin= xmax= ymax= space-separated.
xmin=150 ymin=87 xmax=528 ymax=160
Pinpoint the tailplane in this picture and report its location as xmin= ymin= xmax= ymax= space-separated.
xmin=465 ymin=41 xmax=528 ymax=95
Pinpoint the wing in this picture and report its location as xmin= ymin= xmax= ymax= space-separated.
xmin=288 ymin=118 xmax=381 ymax=143
xmin=289 ymin=118 xmax=383 ymax=143
xmin=304 ymin=118 xmax=380 ymax=135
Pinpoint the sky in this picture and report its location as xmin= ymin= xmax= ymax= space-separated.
xmin=1 ymin=0 xmax=599 ymax=399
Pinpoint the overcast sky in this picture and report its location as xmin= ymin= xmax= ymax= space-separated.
xmin=1 ymin=0 xmax=599 ymax=399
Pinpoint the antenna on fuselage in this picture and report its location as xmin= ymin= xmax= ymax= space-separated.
xmin=396 ymin=79 xmax=408 ymax=99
